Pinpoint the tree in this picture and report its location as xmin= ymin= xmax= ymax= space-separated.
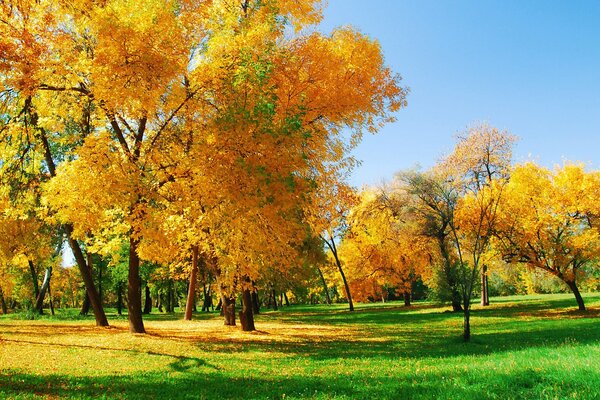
xmin=495 ymin=162 xmax=600 ymax=311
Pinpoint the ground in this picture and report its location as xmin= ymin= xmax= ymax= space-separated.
xmin=1 ymin=293 xmax=599 ymax=399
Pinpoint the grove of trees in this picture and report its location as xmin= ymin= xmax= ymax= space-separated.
xmin=1 ymin=0 xmax=598 ymax=341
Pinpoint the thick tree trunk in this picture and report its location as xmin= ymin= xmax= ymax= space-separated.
xmin=0 ymin=286 xmax=8 ymax=314
xmin=222 ymin=295 xmax=236 ymax=326
xmin=127 ymin=235 xmax=145 ymax=333
xmin=251 ymin=291 xmax=260 ymax=315
xmin=316 ymin=267 xmax=332 ymax=305
xmin=239 ymin=288 xmax=255 ymax=331
xmin=480 ymin=264 xmax=490 ymax=306
xmin=143 ymin=285 xmax=152 ymax=314
xmin=565 ymin=279 xmax=586 ymax=311
xmin=35 ymin=267 xmax=52 ymax=314
xmin=403 ymin=291 xmax=411 ymax=307
xmin=28 ymin=260 xmax=40 ymax=300
xmin=184 ymin=246 xmax=199 ymax=321
xmin=463 ymin=305 xmax=471 ymax=341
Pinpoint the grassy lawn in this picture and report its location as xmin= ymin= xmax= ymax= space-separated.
xmin=1 ymin=293 xmax=599 ymax=399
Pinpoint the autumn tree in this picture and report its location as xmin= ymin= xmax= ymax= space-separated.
xmin=495 ymin=162 xmax=600 ymax=311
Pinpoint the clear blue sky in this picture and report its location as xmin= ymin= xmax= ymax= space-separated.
xmin=319 ymin=0 xmax=600 ymax=187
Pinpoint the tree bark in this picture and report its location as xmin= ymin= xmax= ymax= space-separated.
xmin=222 ymin=295 xmax=236 ymax=326
xmin=0 ymin=286 xmax=8 ymax=314
xmin=463 ymin=305 xmax=471 ymax=341
xmin=48 ymin=283 xmax=55 ymax=316
xmin=251 ymin=291 xmax=260 ymax=315
xmin=565 ymin=279 xmax=586 ymax=311
xmin=283 ymin=292 xmax=290 ymax=307
xmin=480 ymin=264 xmax=490 ymax=306
xmin=34 ymin=267 xmax=52 ymax=314
xmin=127 ymin=235 xmax=146 ymax=333
xmin=403 ymin=291 xmax=411 ymax=307
xmin=184 ymin=246 xmax=199 ymax=321
xmin=316 ymin=267 xmax=332 ymax=305
xmin=143 ymin=284 xmax=152 ymax=314
xmin=80 ymin=292 xmax=90 ymax=316
xmin=28 ymin=260 xmax=40 ymax=300
xmin=202 ymin=284 xmax=213 ymax=312
xmin=271 ymin=289 xmax=278 ymax=311
xmin=239 ymin=288 xmax=255 ymax=331
xmin=325 ymin=236 xmax=354 ymax=311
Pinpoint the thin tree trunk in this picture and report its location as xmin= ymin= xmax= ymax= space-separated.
xmin=80 ymin=292 xmax=90 ymax=315
xmin=185 ymin=246 xmax=199 ymax=321
xmin=0 ymin=286 xmax=8 ymax=314
xmin=143 ymin=284 xmax=152 ymax=314
xmin=98 ymin=259 xmax=103 ymax=305
xmin=480 ymin=264 xmax=489 ymax=306
xmin=35 ymin=267 xmax=52 ymax=314
xmin=463 ymin=305 xmax=471 ymax=341
xmin=239 ymin=288 xmax=255 ymax=331
xmin=316 ymin=267 xmax=332 ymax=305
xmin=116 ymin=282 xmax=123 ymax=315
xmin=28 ymin=260 xmax=40 ymax=300
xmin=271 ymin=289 xmax=278 ymax=311
xmin=566 ymin=279 xmax=586 ymax=311
xmin=324 ymin=236 xmax=354 ymax=311
xmin=48 ymin=282 xmax=55 ymax=316
xmin=222 ymin=295 xmax=236 ymax=326
xmin=127 ymin=235 xmax=145 ymax=333
xmin=283 ymin=292 xmax=290 ymax=306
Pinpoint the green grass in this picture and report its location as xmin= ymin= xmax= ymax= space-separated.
xmin=1 ymin=293 xmax=599 ymax=399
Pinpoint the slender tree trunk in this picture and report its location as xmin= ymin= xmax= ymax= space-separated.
xmin=39 ymin=127 xmax=108 ymax=326
xmin=127 ymin=235 xmax=145 ymax=333
xmin=98 ymin=259 xmax=103 ymax=305
xmin=80 ymin=293 xmax=90 ymax=316
xmin=565 ymin=279 xmax=586 ymax=311
xmin=202 ymin=284 xmax=213 ymax=312
xmin=35 ymin=267 xmax=52 ymax=314
xmin=185 ymin=246 xmax=199 ymax=321
xmin=143 ymin=285 xmax=152 ymax=314
xmin=326 ymin=237 xmax=354 ymax=312
xmin=222 ymin=295 xmax=236 ymax=326
xmin=463 ymin=305 xmax=471 ymax=341
xmin=0 ymin=286 xmax=8 ymax=314
xmin=403 ymin=291 xmax=411 ymax=307
xmin=28 ymin=260 xmax=40 ymax=300
xmin=48 ymin=283 xmax=55 ymax=316
xmin=316 ymin=267 xmax=332 ymax=305
xmin=271 ymin=289 xmax=278 ymax=311
xmin=239 ymin=288 xmax=255 ymax=331
xmin=283 ymin=292 xmax=290 ymax=306
xmin=480 ymin=264 xmax=489 ymax=306
xmin=116 ymin=282 xmax=123 ymax=315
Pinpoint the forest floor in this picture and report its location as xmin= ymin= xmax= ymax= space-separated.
xmin=1 ymin=293 xmax=600 ymax=399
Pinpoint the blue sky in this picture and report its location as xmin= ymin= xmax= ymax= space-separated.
xmin=319 ymin=0 xmax=600 ymax=187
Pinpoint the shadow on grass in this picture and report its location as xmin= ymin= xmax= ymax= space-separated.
xmin=2 ymin=363 xmax=598 ymax=400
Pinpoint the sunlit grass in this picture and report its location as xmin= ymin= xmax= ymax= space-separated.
xmin=1 ymin=293 xmax=599 ymax=399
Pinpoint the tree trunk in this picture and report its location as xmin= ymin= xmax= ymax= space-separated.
xmin=48 ymin=282 xmax=55 ymax=316
xmin=316 ymin=267 xmax=332 ymax=305
xmin=239 ymin=288 xmax=255 ymax=331
xmin=463 ymin=305 xmax=471 ymax=341
xmin=480 ymin=264 xmax=490 ymax=306
xmin=216 ymin=298 xmax=222 ymax=312
xmin=0 ymin=286 xmax=8 ymax=314
xmin=403 ymin=291 xmax=411 ymax=307
xmin=565 ymin=279 xmax=586 ymax=311
xmin=39 ymin=128 xmax=108 ymax=326
xmin=271 ymin=289 xmax=278 ymax=311
xmin=283 ymin=292 xmax=290 ymax=307
xmin=28 ymin=260 xmax=40 ymax=300
xmin=80 ymin=293 xmax=90 ymax=316
xmin=127 ymin=235 xmax=145 ymax=333
xmin=116 ymin=282 xmax=123 ymax=315
xmin=451 ymin=290 xmax=463 ymax=312
xmin=35 ymin=267 xmax=52 ymax=314
xmin=328 ymin=238 xmax=354 ymax=312
xmin=98 ymin=259 xmax=103 ymax=305
xmin=202 ymin=284 xmax=213 ymax=312
xmin=222 ymin=295 xmax=236 ymax=326
xmin=184 ymin=246 xmax=199 ymax=321
xmin=143 ymin=284 xmax=152 ymax=314
xmin=251 ymin=291 xmax=260 ymax=315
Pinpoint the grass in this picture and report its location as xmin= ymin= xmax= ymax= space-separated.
xmin=1 ymin=292 xmax=599 ymax=399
